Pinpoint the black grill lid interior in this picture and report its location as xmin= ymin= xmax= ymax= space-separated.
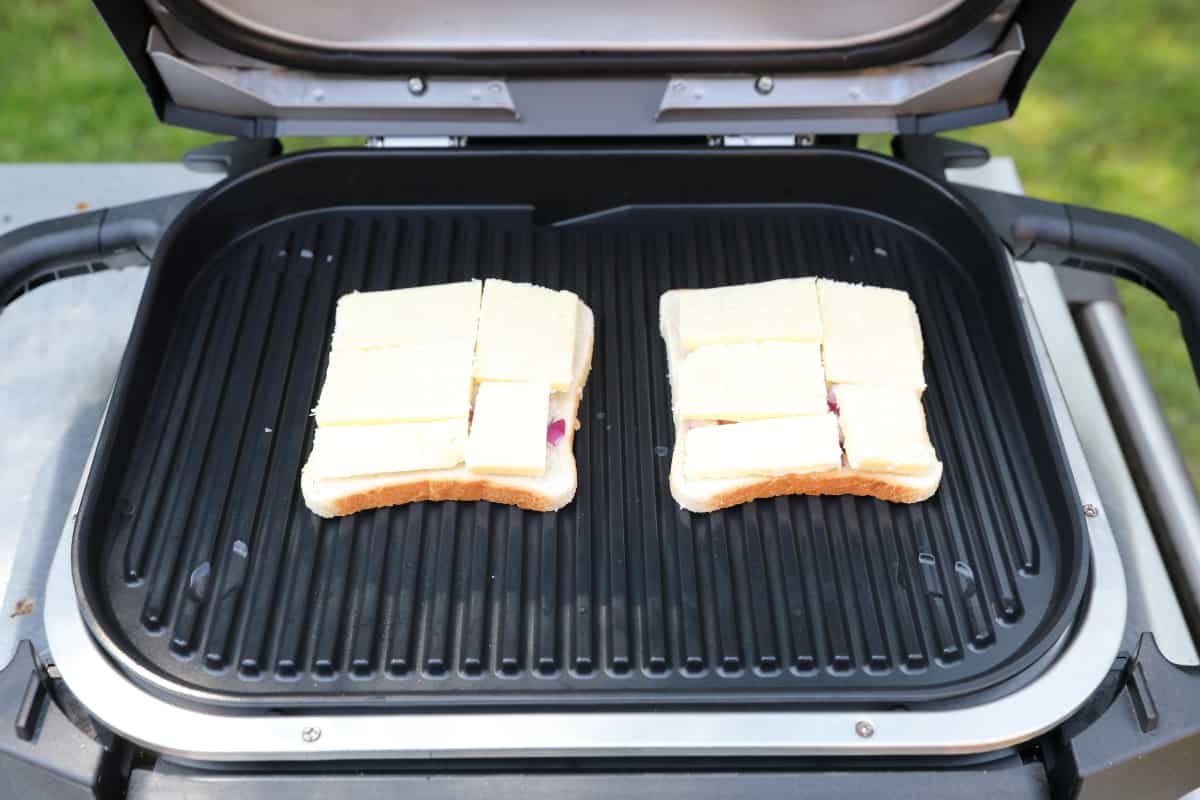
xmin=72 ymin=149 xmax=1089 ymax=711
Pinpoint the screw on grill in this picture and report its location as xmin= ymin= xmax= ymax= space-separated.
xmin=1082 ymin=503 xmax=1100 ymax=518
xmin=855 ymin=720 xmax=875 ymax=738
xmin=301 ymin=726 xmax=322 ymax=743
xmin=407 ymin=77 xmax=428 ymax=96
xmin=754 ymin=75 xmax=775 ymax=95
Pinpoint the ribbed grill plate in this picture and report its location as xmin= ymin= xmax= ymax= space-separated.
xmin=87 ymin=206 xmax=1083 ymax=708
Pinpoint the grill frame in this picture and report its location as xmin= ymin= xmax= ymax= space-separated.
xmin=71 ymin=147 xmax=1090 ymax=711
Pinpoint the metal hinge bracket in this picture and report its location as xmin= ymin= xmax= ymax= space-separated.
xmin=365 ymin=136 xmax=468 ymax=149
xmin=708 ymin=135 xmax=813 ymax=147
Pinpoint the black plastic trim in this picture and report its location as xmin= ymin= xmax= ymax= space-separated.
xmin=0 ymin=643 xmax=103 ymax=799
xmin=162 ymin=102 xmax=277 ymax=139
xmin=89 ymin=0 xmax=168 ymax=120
xmin=1054 ymin=634 xmax=1200 ymax=799
xmin=1002 ymin=0 xmax=1076 ymax=116
xmin=893 ymin=134 xmax=991 ymax=176
xmin=905 ymin=101 xmax=1012 ymax=135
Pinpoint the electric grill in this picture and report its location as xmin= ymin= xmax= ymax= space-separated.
xmin=4 ymin=0 xmax=1200 ymax=797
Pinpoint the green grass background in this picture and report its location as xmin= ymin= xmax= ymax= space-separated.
xmin=2 ymin=0 xmax=1197 ymax=484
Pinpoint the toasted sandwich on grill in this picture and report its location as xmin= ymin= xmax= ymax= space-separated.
xmin=660 ymin=277 xmax=941 ymax=513
xmin=301 ymin=279 xmax=594 ymax=517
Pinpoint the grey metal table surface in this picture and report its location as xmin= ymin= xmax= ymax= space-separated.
xmin=0 ymin=164 xmax=218 ymax=671
xmin=2 ymin=155 xmax=1195 ymax=693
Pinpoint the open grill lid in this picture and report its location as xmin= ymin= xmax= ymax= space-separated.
xmin=97 ymin=0 xmax=1072 ymax=138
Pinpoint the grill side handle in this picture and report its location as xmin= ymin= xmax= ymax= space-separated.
xmin=0 ymin=191 xmax=199 ymax=309
xmin=960 ymin=184 xmax=1200 ymax=386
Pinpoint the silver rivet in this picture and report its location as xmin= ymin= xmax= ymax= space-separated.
xmin=754 ymin=75 xmax=775 ymax=95
xmin=1083 ymin=503 xmax=1099 ymax=518
xmin=672 ymin=80 xmax=687 ymax=93
xmin=407 ymin=77 xmax=427 ymax=96
xmin=855 ymin=720 xmax=875 ymax=738
xmin=489 ymin=82 xmax=503 ymax=94
xmin=301 ymin=726 xmax=322 ymax=743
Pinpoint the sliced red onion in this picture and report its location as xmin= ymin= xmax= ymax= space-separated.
xmin=826 ymin=386 xmax=839 ymax=414
xmin=546 ymin=418 xmax=566 ymax=445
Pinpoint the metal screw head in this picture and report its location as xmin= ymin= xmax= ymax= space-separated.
xmin=855 ymin=720 xmax=875 ymax=738
xmin=407 ymin=76 xmax=427 ymax=96
xmin=1082 ymin=503 xmax=1100 ymax=518
xmin=301 ymin=726 xmax=322 ymax=743
xmin=754 ymin=75 xmax=775 ymax=95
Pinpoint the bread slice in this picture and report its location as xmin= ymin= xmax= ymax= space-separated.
xmin=301 ymin=300 xmax=593 ymax=517
xmin=661 ymin=289 xmax=941 ymax=513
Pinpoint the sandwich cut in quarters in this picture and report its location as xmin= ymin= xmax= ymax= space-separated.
xmin=301 ymin=278 xmax=594 ymax=517
xmin=660 ymin=277 xmax=942 ymax=513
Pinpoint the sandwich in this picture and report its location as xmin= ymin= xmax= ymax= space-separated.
xmin=301 ymin=279 xmax=593 ymax=517
xmin=660 ymin=277 xmax=941 ymax=513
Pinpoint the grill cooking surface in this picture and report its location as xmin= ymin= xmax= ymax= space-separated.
xmin=85 ymin=205 xmax=1084 ymax=708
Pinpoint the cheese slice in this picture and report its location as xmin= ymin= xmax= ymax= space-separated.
xmin=331 ymin=281 xmax=482 ymax=351
xmin=306 ymin=419 xmax=469 ymax=479
xmin=473 ymin=279 xmax=579 ymax=390
xmin=314 ymin=343 xmax=473 ymax=426
xmin=817 ymin=279 xmax=925 ymax=390
xmin=685 ymin=415 xmax=842 ymax=480
xmin=679 ymin=277 xmax=821 ymax=351
xmin=678 ymin=341 xmax=827 ymax=421
xmin=833 ymin=384 xmax=936 ymax=475
xmin=466 ymin=381 xmax=551 ymax=476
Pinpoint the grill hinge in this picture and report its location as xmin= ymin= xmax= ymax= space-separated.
xmin=708 ymin=134 xmax=812 ymax=148
xmin=365 ymin=136 xmax=467 ymax=149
